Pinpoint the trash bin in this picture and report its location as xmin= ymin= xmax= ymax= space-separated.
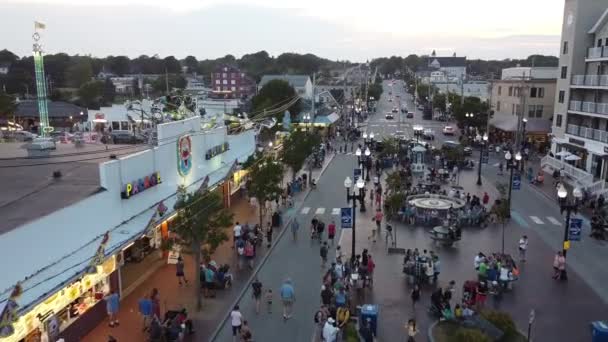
xmin=359 ymin=304 xmax=379 ymax=336
xmin=591 ymin=321 xmax=608 ymax=342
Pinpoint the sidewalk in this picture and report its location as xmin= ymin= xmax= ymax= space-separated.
xmin=83 ymin=153 xmax=337 ymax=342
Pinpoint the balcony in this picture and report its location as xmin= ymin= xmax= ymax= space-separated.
xmin=571 ymin=74 xmax=608 ymax=88
xmin=586 ymin=46 xmax=608 ymax=60
xmin=568 ymin=100 xmax=608 ymax=115
xmin=566 ymin=124 xmax=608 ymax=143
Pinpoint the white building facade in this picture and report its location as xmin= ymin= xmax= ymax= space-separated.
xmin=545 ymin=0 xmax=608 ymax=195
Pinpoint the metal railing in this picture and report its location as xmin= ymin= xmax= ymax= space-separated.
xmin=588 ymin=46 xmax=604 ymax=59
xmin=569 ymin=100 xmax=582 ymax=111
xmin=541 ymin=156 xmax=593 ymax=186
xmin=566 ymin=124 xmax=608 ymax=143
xmin=571 ymin=74 xmax=608 ymax=87
xmin=568 ymin=100 xmax=608 ymax=115
xmin=586 ymin=179 xmax=607 ymax=195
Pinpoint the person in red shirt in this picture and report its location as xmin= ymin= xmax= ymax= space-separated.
xmin=366 ymin=254 xmax=376 ymax=287
xmin=482 ymin=192 xmax=490 ymax=206
xmin=327 ymin=221 xmax=336 ymax=245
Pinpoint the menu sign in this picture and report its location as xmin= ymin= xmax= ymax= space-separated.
xmin=205 ymin=142 xmax=230 ymax=160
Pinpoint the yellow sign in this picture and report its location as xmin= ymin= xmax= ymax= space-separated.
xmin=563 ymin=240 xmax=571 ymax=250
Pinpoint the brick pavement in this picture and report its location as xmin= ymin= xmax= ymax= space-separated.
xmin=83 ymin=153 xmax=336 ymax=342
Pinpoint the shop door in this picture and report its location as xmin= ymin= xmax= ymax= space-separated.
xmin=592 ymin=155 xmax=602 ymax=179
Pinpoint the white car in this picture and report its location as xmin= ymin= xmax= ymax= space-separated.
xmin=385 ymin=113 xmax=395 ymax=120
xmin=443 ymin=126 xmax=456 ymax=135
xmin=392 ymin=107 xmax=399 ymax=113
xmin=394 ymin=130 xmax=407 ymax=140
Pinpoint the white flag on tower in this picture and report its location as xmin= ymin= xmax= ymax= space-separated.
xmin=34 ymin=21 xmax=46 ymax=30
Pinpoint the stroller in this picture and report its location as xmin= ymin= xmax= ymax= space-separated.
xmin=462 ymin=280 xmax=479 ymax=307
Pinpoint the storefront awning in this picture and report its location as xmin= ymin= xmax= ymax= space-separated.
xmin=314 ymin=112 xmax=340 ymax=125
xmin=489 ymin=116 xmax=551 ymax=133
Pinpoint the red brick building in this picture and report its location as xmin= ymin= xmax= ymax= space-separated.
xmin=211 ymin=64 xmax=255 ymax=99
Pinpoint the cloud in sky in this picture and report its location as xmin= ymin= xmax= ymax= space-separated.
xmin=0 ymin=0 xmax=563 ymax=61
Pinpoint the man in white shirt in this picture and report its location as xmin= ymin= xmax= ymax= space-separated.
xmin=474 ymin=252 xmax=484 ymax=270
xmin=322 ymin=318 xmax=339 ymax=342
xmin=230 ymin=305 xmax=243 ymax=342
xmin=233 ymin=222 xmax=242 ymax=249
xmin=518 ymin=235 xmax=528 ymax=262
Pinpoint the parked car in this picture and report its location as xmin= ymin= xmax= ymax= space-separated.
xmin=442 ymin=140 xmax=462 ymax=150
xmin=463 ymin=146 xmax=473 ymax=156
xmin=423 ymin=129 xmax=435 ymax=140
xmin=392 ymin=107 xmax=399 ymax=113
xmin=385 ymin=113 xmax=395 ymax=120
xmin=394 ymin=130 xmax=407 ymax=140
xmin=388 ymin=98 xmax=393 ymax=102
xmin=443 ymin=126 xmax=456 ymax=135
xmin=401 ymin=107 xmax=408 ymax=113
xmin=406 ymin=112 xmax=414 ymax=118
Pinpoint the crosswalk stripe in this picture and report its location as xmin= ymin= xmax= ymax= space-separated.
xmin=530 ymin=216 xmax=545 ymax=224
xmin=332 ymin=208 xmax=341 ymax=215
xmin=301 ymin=207 xmax=311 ymax=214
xmin=547 ymin=216 xmax=561 ymax=225
xmin=315 ymin=207 xmax=326 ymax=214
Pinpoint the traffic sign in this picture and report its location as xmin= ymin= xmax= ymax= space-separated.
xmin=569 ymin=217 xmax=583 ymax=241
xmin=353 ymin=168 xmax=362 ymax=181
xmin=512 ymin=173 xmax=521 ymax=190
xmin=481 ymin=150 xmax=489 ymax=164
xmin=341 ymin=207 xmax=353 ymax=229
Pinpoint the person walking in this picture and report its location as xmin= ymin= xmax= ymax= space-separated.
xmin=105 ymin=290 xmax=120 ymax=327
xmin=482 ymin=192 xmax=490 ymax=207
xmin=320 ymin=242 xmax=329 ymax=268
xmin=265 ymin=289 xmax=273 ymax=314
xmin=406 ymin=318 xmax=418 ymax=342
xmin=138 ymin=294 xmax=153 ymax=332
xmin=518 ymin=235 xmax=529 ymax=262
xmin=230 ymin=305 xmax=243 ymax=342
xmin=251 ymin=278 xmax=263 ymax=314
xmin=553 ymin=251 xmax=567 ymax=280
xmin=291 ymin=218 xmax=300 ymax=241
xmin=385 ymin=223 xmax=394 ymax=245
xmin=410 ymin=284 xmax=420 ymax=310
xmin=280 ymin=278 xmax=296 ymax=319
xmin=240 ymin=320 xmax=253 ymax=342
xmin=176 ymin=256 xmax=188 ymax=286
xmin=265 ymin=222 xmax=273 ymax=248
xmin=233 ymin=222 xmax=242 ymax=249
xmin=327 ymin=221 xmax=336 ymax=245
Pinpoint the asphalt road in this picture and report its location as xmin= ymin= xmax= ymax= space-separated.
xmin=364 ymin=80 xmax=458 ymax=147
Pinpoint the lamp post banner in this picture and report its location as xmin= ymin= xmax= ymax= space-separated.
xmin=569 ymin=217 xmax=583 ymax=241
xmin=512 ymin=173 xmax=521 ymax=190
xmin=341 ymin=207 xmax=353 ymax=228
xmin=481 ymin=150 xmax=489 ymax=164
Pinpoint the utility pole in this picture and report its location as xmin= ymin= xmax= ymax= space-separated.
xmin=165 ymin=67 xmax=169 ymax=95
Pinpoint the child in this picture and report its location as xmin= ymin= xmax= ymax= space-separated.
xmin=265 ymin=289 xmax=273 ymax=314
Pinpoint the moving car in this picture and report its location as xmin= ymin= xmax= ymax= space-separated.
xmin=406 ymin=112 xmax=414 ymax=118
xmin=443 ymin=126 xmax=456 ymax=135
xmin=385 ymin=113 xmax=395 ymax=120
xmin=394 ymin=130 xmax=407 ymax=140
xmin=423 ymin=129 xmax=435 ymax=140
xmin=392 ymin=107 xmax=399 ymax=113
xmin=401 ymin=106 xmax=408 ymax=113
xmin=463 ymin=146 xmax=473 ymax=156
xmin=388 ymin=98 xmax=393 ymax=102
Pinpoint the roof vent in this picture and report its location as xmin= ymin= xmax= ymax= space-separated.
xmin=52 ymin=170 xmax=62 ymax=179
xmin=109 ymin=154 xmax=117 ymax=160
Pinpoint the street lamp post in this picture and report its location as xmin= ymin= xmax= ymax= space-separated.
xmin=521 ymin=118 xmax=528 ymax=171
xmin=505 ymin=150 xmax=522 ymax=216
xmin=476 ymin=133 xmax=488 ymax=186
xmin=355 ymin=147 xmax=362 ymax=179
xmin=364 ymin=147 xmax=371 ymax=182
xmin=344 ymin=176 xmax=366 ymax=265
xmin=557 ymin=184 xmax=582 ymax=257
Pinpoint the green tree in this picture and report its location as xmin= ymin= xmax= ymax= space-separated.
xmin=152 ymin=75 xmax=186 ymax=92
xmin=163 ymin=56 xmax=182 ymax=74
xmin=281 ymin=129 xmax=320 ymax=180
xmin=65 ymin=59 xmax=93 ymax=88
xmin=452 ymin=96 xmax=489 ymax=128
xmin=102 ymin=78 xmax=116 ymax=105
xmin=246 ymin=156 xmax=285 ymax=224
xmin=453 ymin=328 xmax=491 ymax=342
xmin=367 ymin=83 xmax=383 ymax=102
xmin=252 ymin=79 xmax=301 ymax=119
xmin=0 ymin=92 xmax=17 ymax=119
xmin=106 ymin=55 xmax=130 ymax=76
xmin=183 ymin=56 xmax=198 ymax=73
xmin=78 ymin=80 xmax=104 ymax=109
xmin=172 ymin=189 xmax=233 ymax=310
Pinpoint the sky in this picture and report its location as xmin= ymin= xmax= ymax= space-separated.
xmin=0 ymin=0 xmax=564 ymax=61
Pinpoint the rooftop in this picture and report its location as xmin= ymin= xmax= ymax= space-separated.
xmin=259 ymin=74 xmax=311 ymax=88
xmin=0 ymin=142 xmax=146 ymax=234
xmin=426 ymin=56 xmax=467 ymax=68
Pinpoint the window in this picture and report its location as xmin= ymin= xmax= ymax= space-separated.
xmin=498 ymin=86 xmax=502 ymax=95
xmin=530 ymin=87 xmax=537 ymax=98
xmin=231 ymin=86 xmax=236 ymax=91
xmin=516 ymin=104 xmax=521 ymax=115
xmin=538 ymin=87 xmax=544 ymax=98
xmin=222 ymin=79 xmax=228 ymax=84
xmin=558 ymin=90 xmax=565 ymax=103
xmin=556 ymin=114 xmax=563 ymax=127
xmin=598 ymin=39 xmax=603 ymax=47
xmin=496 ymin=101 xmax=501 ymax=111
xmin=528 ymin=105 xmax=536 ymax=117
xmin=241 ymin=73 xmax=245 ymax=77
xmin=215 ymin=73 xmax=220 ymax=78
xmin=563 ymin=41 xmax=568 ymax=54
xmin=215 ymin=79 xmax=220 ymax=84
xmin=508 ymin=86 xmax=513 ymax=96
xmin=231 ymin=79 xmax=236 ymax=85
xmin=216 ymin=86 xmax=221 ymax=91
xmin=561 ymin=66 xmax=568 ymax=79
xmin=536 ymin=105 xmax=544 ymax=118
xmin=231 ymin=73 xmax=236 ymax=78
xmin=512 ymin=103 xmax=516 ymax=115
xmin=514 ymin=87 xmax=520 ymax=97
xmin=222 ymin=73 xmax=227 ymax=78
xmin=605 ymin=38 xmax=608 ymax=46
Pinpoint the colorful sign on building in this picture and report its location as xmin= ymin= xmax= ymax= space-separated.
xmin=177 ymin=135 xmax=193 ymax=176
xmin=121 ymin=172 xmax=162 ymax=199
